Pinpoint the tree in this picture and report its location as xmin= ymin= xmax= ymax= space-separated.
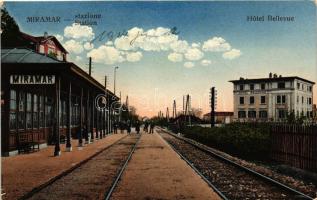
xmin=1 ymin=7 xmax=21 ymax=47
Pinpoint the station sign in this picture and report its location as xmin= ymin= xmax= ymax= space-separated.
xmin=10 ymin=75 xmax=55 ymax=84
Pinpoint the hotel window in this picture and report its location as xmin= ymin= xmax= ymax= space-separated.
xmin=302 ymin=84 xmax=304 ymax=90
xmin=302 ymin=96 xmax=304 ymax=104
xmin=261 ymin=83 xmax=265 ymax=90
xmin=259 ymin=110 xmax=267 ymax=118
xmin=238 ymin=111 xmax=246 ymax=118
xmin=277 ymin=95 xmax=281 ymax=104
xmin=278 ymin=110 xmax=286 ymax=118
xmin=39 ymin=95 xmax=45 ymax=127
xmin=9 ymin=90 xmax=17 ymax=130
xmin=308 ymin=86 xmax=312 ymax=92
xmin=249 ymin=96 xmax=254 ymax=104
xmin=248 ymin=110 xmax=256 ymax=118
xmin=239 ymin=85 xmax=244 ymax=91
xmin=239 ymin=97 xmax=244 ymax=105
xmin=297 ymin=83 xmax=300 ymax=89
xmin=261 ymin=96 xmax=266 ymax=104
xmin=278 ymin=82 xmax=285 ymax=89
xmin=250 ymin=84 xmax=254 ymax=90
xmin=282 ymin=95 xmax=286 ymax=104
xmin=297 ymin=96 xmax=299 ymax=103
xmin=33 ymin=94 xmax=38 ymax=129
xmin=26 ymin=93 xmax=32 ymax=129
xmin=308 ymin=98 xmax=312 ymax=105
xmin=18 ymin=92 xmax=25 ymax=129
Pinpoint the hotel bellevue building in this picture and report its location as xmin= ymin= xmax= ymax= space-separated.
xmin=230 ymin=73 xmax=315 ymax=122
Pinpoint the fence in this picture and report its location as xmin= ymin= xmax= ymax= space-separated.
xmin=270 ymin=124 xmax=317 ymax=173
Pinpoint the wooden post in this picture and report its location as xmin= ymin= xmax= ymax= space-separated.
xmin=78 ymin=87 xmax=83 ymax=147
xmin=54 ymin=76 xmax=61 ymax=156
xmin=91 ymin=93 xmax=95 ymax=142
xmin=66 ymin=81 xmax=72 ymax=151
xmin=85 ymin=89 xmax=90 ymax=144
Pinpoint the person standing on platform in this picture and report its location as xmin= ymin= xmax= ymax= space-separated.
xmin=120 ymin=122 xmax=124 ymax=134
xmin=113 ymin=121 xmax=118 ymax=134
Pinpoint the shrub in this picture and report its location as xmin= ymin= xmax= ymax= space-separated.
xmin=175 ymin=123 xmax=271 ymax=160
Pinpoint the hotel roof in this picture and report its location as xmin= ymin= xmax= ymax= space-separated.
xmin=229 ymin=76 xmax=315 ymax=85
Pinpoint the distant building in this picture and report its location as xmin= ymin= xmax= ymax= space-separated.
xmin=203 ymin=112 xmax=233 ymax=124
xmin=229 ymin=73 xmax=315 ymax=122
xmin=5 ymin=31 xmax=68 ymax=61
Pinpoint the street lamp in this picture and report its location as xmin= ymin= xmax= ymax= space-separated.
xmin=114 ymin=66 xmax=119 ymax=95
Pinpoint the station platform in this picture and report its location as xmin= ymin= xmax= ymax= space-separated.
xmin=111 ymin=132 xmax=221 ymax=200
xmin=1 ymin=134 xmax=126 ymax=200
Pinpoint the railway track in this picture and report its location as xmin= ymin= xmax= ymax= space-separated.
xmin=20 ymin=134 xmax=141 ymax=200
xmin=158 ymin=128 xmax=314 ymax=200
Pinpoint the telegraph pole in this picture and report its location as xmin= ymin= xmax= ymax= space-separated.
xmin=210 ymin=87 xmax=216 ymax=127
xmin=173 ymin=100 xmax=176 ymax=118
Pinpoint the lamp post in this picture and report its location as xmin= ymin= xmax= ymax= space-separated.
xmin=114 ymin=66 xmax=119 ymax=95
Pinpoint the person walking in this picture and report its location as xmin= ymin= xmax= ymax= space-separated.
xmin=144 ymin=121 xmax=149 ymax=133
xmin=127 ymin=120 xmax=131 ymax=134
xmin=135 ymin=121 xmax=140 ymax=134
xmin=149 ymin=122 xmax=155 ymax=134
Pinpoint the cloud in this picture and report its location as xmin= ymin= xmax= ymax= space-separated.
xmin=191 ymin=42 xmax=201 ymax=48
xmin=87 ymin=45 xmax=125 ymax=64
xmin=106 ymin=41 xmax=114 ymax=46
xmin=64 ymin=23 xmax=95 ymax=42
xmin=202 ymin=37 xmax=231 ymax=52
xmin=170 ymin=40 xmax=189 ymax=53
xmin=168 ymin=52 xmax=183 ymax=62
xmin=222 ymin=49 xmax=242 ymax=60
xmin=126 ymin=51 xmax=143 ymax=62
xmin=184 ymin=48 xmax=204 ymax=61
xmin=184 ymin=62 xmax=195 ymax=68
xmin=201 ymin=59 xmax=212 ymax=66
xmin=64 ymin=39 xmax=84 ymax=54
xmin=55 ymin=34 xmax=63 ymax=42
xmin=84 ymin=42 xmax=94 ymax=50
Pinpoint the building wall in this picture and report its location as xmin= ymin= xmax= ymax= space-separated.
xmin=232 ymin=78 xmax=314 ymax=121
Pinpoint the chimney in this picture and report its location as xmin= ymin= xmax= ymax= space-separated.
xmin=279 ymin=75 xmax=282 ymax=78
xmin=44 ymin=32 xmax=48 ymax=39
xmin=269 ymin=72 xmax=272 ymax=78
xmin=273 ymin=73 xmax=277 ymax=78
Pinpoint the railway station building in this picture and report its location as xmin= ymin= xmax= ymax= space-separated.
xmin=1 ymin=32 xmax=118 ymax=156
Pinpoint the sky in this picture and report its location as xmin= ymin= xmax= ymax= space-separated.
xmin=4 ymin=1 xmax=317 ymax=117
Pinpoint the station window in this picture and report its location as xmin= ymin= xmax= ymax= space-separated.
xmin=238 ymin=111 xmax=246 ymax=118
xmin=39 ymin=95 xmax=45 ymax=128
xmin=26 ymin=93 xmax=32 ymax=129
xmin=239 ymin=85 xmax=244 ymax=91
xmin=33 ymin=94 xmax=38 ymax=129
xmin=18 ymin=92 xmax=25 ymax=129
xmin=45 ymin=97 xmax=53 ymax=127
xmin=9 ymin=90 xmax=17 ymax=130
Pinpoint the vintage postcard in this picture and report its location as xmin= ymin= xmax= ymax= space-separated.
xmin=1 ymin=1 xmax=317 ymax=199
